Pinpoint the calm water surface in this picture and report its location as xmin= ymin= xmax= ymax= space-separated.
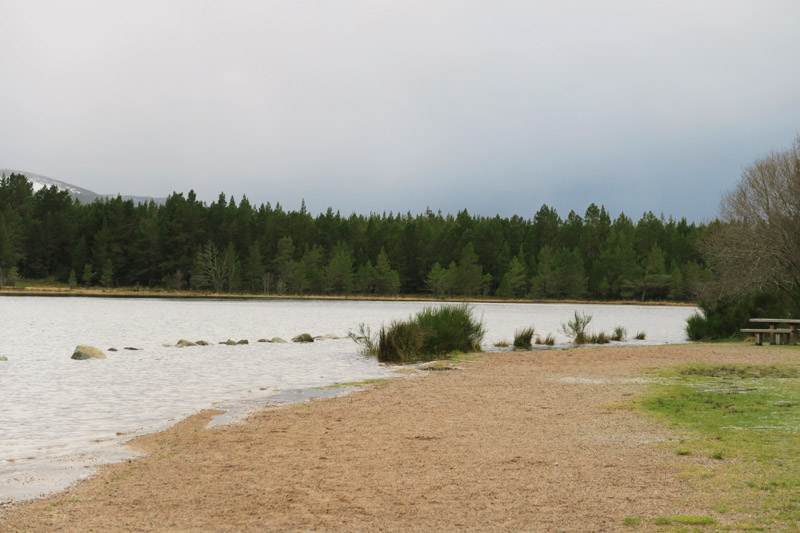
xmin=0 ymin=296 xmax=696 ymax=500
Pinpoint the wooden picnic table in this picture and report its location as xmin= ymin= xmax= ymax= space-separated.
xmin=741 ymin=318 xmax=800 ymax=346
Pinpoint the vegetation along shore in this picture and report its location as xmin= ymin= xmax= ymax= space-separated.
xmin=3 ymin=343 xmax=800 ymax=531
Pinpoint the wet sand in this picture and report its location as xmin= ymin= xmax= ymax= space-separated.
xmin=2 ymin=344 xmax=795 ymax=531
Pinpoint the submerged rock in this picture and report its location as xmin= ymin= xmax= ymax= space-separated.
xmin=314 ymin=334 xmax=340 ymax=341
xmin=221 ymin=339 xmax=238 ymax=346
xmin=270 ymin=337 xmax=288 ymax=343
xmin=195 ymin=340 xmax=209 ymax=346
xmin=124 ymin=347 xmax=141 ymax=351
xmin=176 ymin=339 xmax=197 ymax=347
xmin=71 ymin=345 xmax=106 ymax=360
xmin=0 ymin=355 xmax=7 ymax=361
xmin=292 ymin=333 xmax=314 ymax=343
xmin=236 ymin=339 xmax=249 ymax=345
xmin=108 ymin=347 xmax=118 ymax=352
xmin=257 ymin=338 xmax=270 ymax=343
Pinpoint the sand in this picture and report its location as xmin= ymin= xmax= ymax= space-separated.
xmin=2 ymin=343 xmax=796 ymax=532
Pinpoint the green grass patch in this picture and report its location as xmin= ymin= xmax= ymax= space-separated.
xmin=622 ymin=516 xmax=641 ymax=526
xmin=315 ymin=379 xmax=389 ymax=390
xmin=638 ymin=363 xmax=800 ymax=529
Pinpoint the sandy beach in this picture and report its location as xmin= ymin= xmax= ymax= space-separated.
xmin=2 ymin=343 xmax=796 ymax=531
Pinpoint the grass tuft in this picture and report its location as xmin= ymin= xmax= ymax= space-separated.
xmin=611 ymin=326 xmax=627 ymax=341
xmin=634 ymin=331 xmax=646 ymax=340
xmin=561 ymin=311 xmax=592 ymax=344
xmin=513 ymin=327 xmax=535 ymax=350
xmin=352 ymin=303 xmax=485 ymax=363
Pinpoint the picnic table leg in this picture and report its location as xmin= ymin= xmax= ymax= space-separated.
xmin=755 ymin=332 xmax=764 ymax=346
xmin=792 ymin=325 xmax=798 ymax=345
xmin=770 ymin=324 xmax=777 ymax=345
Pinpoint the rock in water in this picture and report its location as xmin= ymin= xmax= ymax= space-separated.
xmin=292 ymin=333 xmax=314 ymax=343
xmin=71 ymin=345 xmax=106 ymax=360
xmin=195 ymin=340 xmax=209 ymax=346
xmin=236 ymin=339 xmax=249 ymax=345
xmin=176 ymin=339 xmax=197 ymax=347
xmin=270 ymin=337 xmax=287 ymax=343
xmin=0 ymin=355 xmax=7 ymax=361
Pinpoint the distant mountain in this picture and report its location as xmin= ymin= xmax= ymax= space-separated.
xmin=0 ymin=169 xmax=167 ymax=205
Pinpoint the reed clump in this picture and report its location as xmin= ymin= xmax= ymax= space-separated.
xmin=351 ymin=303 xmax=485 ymax=363
xmin=513 ymin=327 xmax=535 ymax=350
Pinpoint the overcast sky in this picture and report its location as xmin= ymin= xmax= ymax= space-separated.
xmin=2 ymin=1 xmax=799 ymax=222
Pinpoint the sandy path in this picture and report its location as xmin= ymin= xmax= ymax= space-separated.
xmin=2 ymin=343 xmax=796 ymax=531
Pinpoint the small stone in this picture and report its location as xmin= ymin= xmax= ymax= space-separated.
xmin=108 ymin=347 xmax=118 ymax=352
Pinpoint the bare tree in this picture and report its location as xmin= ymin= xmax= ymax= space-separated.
xmin=192 ymin=241 xmax=231 ymax=293
xmin=704 ymin=135 xmax=800 ymax=302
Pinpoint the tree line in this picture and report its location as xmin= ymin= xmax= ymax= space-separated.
xmin=0 ymin=173 xmax=712 ymax=301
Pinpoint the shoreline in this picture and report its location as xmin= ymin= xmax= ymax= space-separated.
xmin=0 ymin=286 xmax=698 ymax=307
xmin=3 ymin=343 xmax=790 ymax=531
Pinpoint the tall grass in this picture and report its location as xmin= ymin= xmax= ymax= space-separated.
xmin=513 ymin=327 xmax=535 ymax=350
xmin=561 ymin=311 xmax=592 ymax=344
xmin=351 ymin=303 xmax=485 ymax=363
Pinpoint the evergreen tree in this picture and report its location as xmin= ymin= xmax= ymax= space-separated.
xmin=325 ymin=243 xmax=353 ymax=294
xmin=100 ymin=258 xmax=114 ymax=288
xmin=82 ymin=263 xmax=95 ymax=287
xmin=373 ymin=247 xmax=400 ymax=295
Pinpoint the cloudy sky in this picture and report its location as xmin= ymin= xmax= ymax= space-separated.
xmin=2 ymin=1 xmax=799 ymax=222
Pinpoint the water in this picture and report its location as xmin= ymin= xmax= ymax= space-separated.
xmin=0 ymin=296 xmax=696 ymax=500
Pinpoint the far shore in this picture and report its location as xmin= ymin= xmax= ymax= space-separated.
xmin=0 ymin=284 xmax=698 ymax=307
xmin=2 ymin=343 xmax=791 ymax=531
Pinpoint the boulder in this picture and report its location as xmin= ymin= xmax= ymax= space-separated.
xmin=271 ymin=337 xmax=288 ymax=343
xmin=176 ymin=339 xmax=197 ymax=347
xmin=292 ymin=333 xmax=314 ymax=343
xmin=236 ymin=339 xmax=249 ymax=345
xmin=195 ymin=340 xmax=209 ymax=346
xmin=314 ymin=334 xmax=340 ymax=341
xmin=221 ymin=339 xmax=237 ymax=346
xmin=71 ymin=345 xmax=106 ymax=360
xmin=0 ymin=355 xmax=7 ymax=361
xmin=108 ymin=347 xmax=118 ymax=352
xmin=257 ymin=338 xmax=270 ymax=343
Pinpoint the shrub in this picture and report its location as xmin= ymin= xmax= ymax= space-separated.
xmin=561 ymin=311 xmax=592 ymax=344
xmin=611 ymin=326 xmax=626 ymax=341
xmin=684 ymin=290 xmax=800 ymax=341
xmin=513 ymin=327 xmax=535 ymax=350
xmin=634 ymin=331 xmax=647 ymax=340
xmin=353 ymin=303 xmax=486 ymax=363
